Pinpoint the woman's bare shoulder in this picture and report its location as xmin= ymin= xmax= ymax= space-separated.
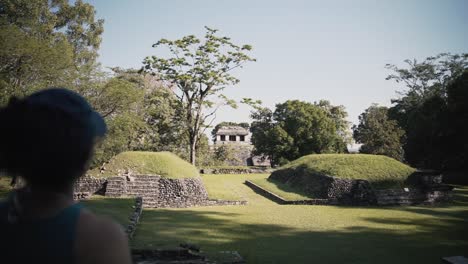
xmin=75 ymin=209 xmax=132 ymax=264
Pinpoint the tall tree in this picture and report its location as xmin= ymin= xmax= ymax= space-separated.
xmin=441 ymin=70 xmax=468 ymax=170
xmin=315 ymin=100 xmax=352 ymax=145
xmin=386 ymin=53 xmax=468 ymax=168
xmin=249 ymin=100 xmax=346 ymax=166
xmin=0 ymin=0 xmax=104 ymax=103
xmin=353 ymin=105 xmax=405 ymax=161
xmin=141 ymin=27 xmax=255 ymax=164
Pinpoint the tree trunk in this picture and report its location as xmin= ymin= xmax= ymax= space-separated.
xmin=190 ymin=138 xmax=197 ymax=165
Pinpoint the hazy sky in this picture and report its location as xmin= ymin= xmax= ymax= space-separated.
xmin=86 ymin=0 xmax=468 ymax=126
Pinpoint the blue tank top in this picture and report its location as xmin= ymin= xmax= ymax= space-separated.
xmin=0 ymin=198 xmax=83 ymax=264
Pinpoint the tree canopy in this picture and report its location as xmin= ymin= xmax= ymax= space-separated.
xmin=353 ymin=105 xmax=405 ymax=161
xmin=141 ymin=27 xmax=255 ymax=164
xmin=249 ymin=100 xmax=347 ymax=166
xmin=0 ymin=0 xmax=104 ymax=103
xmin=386 ymin=53 xmax=468 ymax=169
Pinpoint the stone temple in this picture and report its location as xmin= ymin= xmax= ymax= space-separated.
xmin=214 ymin=126 xmax=251 ymax=145
xmin=213 ymin=125 xmax=270 ymax=167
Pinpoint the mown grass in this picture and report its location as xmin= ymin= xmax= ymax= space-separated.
xmin=131 ymin=173 xmax=468 ymax=263
xmin=88 ymin=151 xmax=199 ymax=179
xmin=81 ymin=196 xmax=134 ymax=227
xmin=249 ymin=177 xmax=311 ymax=200
xmin=275 ymin=154 xmax=416 ymax=189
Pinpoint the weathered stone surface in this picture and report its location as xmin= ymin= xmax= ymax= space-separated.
xmin=102 ymin=175 xmax=247 ymax=208
xmin=132 ymin=248 xmax=246 ymax=264
xmin=73 ymin=176 xmax=107 ymax=200
xmin=269 ymin=167 xmax=377 ymax=205
xmin=266 ymin=168 xmax=453 ymax=206
xmin=200 ymin=167 xmax=273 ymax=174
xmin=132 ymin=248 xmax=206 ymax=263
xmin=105 ymin=175 xmax=207 ymax=208
xmin=245 ymin=180 xmax=334 ymax=205
xmin=126 ymin=197 xmax=143 ymax=239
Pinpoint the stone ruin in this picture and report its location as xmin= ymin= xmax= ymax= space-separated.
xmin=267 ymin=169 xmax=453 ymax=206
xmin=105 ymin=175 xmax=209 ymax=208
xmin=74 ymin=174 xmax=247 ymax=208
xmin=212 ymin=125 xmax=271 ymax=167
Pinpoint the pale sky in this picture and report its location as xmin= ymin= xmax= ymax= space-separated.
xmin=86 ymin=0 xmax=468 ymax=127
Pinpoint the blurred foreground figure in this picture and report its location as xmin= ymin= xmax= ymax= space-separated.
xmin=0 ymin=88 xmax=131 ymax=264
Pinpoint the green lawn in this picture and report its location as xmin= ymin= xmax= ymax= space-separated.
xmin=132 ymin=173 xmax=468 ymax=264
xmin=81 ymin=196 xmax=135 ymax=227
xmin=249 ymin=177 xmax=311 ymax=200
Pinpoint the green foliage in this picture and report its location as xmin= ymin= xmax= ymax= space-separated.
xmin=0 ymin=24 xmax=74 ymax=103
xmin=387 ymin=53 xmax=468 ymax=169
xmin=142 ymin=26 xmax=255 ymax=164
xmin=0 ymin=0 xmax=104 ymax=103
xmin=250 ymin=100 xmax=347 ymax=166
xmin=193 ymin=134 xmax=213 ymax=167
xmin=353 ymin=104 xmax=405 ymax=161
xmin=92 ymin=113 xmax=146 ymax=167
xmin=444 ymin=70 xmax=468 ymax=169
xmin=88 ymin=151 xmax=199 ymax=179
xmin=90 ymin=69 xmax=189 ymax=168
xmin=212 ymin=144 xmax=243 ymax=166
xmin=135 ymin=84 xmax=186 ymax=153
xmin=314 ymin=100 xmax=352 ymax=145
xmin=276 ymin=154 xmax=415 ymax=189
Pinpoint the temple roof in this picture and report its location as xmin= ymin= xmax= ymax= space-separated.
xmin=216 ymin=126 xmax=249 ymax=136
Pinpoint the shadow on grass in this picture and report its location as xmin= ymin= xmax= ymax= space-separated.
xmin=81 ymin=196 xmax=135 ymax=226
xmin=265 ymin=177 xmax=316 ymax=199
xmin=133 ymin=196 xmax=468 ymax=264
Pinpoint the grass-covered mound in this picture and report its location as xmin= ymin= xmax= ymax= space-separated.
xmin=270 ymin=154 xmax=416 ymax=190
xmin=89 ymin=151 xmax=199 ymax=179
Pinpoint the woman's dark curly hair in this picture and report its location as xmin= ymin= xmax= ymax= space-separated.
xmin=0 ymin=96 xmax=95 ymax=191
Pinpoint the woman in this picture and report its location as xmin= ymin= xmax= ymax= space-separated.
xmin=0 ymin=88 xmax=132 ymax=264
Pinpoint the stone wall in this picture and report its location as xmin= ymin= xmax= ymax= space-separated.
xmin=269 ymin=169 xmax=377 ymax=205
xmin=105 ymin=175 xmax=210 ymax=208
xmin=132 ymin=248 xmax=246 ymax=264
xmin=200 ymin=167 xmax=273 ymax=174
xmin=245 ymin=180 xmax=333 ymax=205
xmin=262 ymin=170 xmax=453 ymax=206
xmin=126 ymin=197 xmax=143 ymax=239
xmin=73 ymin=176 xmax=107 ymax=200
xmin=375 ymin=186 xmax=453 ymax=206
xmin=74 ymin=174 xmax=247 ymax=208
